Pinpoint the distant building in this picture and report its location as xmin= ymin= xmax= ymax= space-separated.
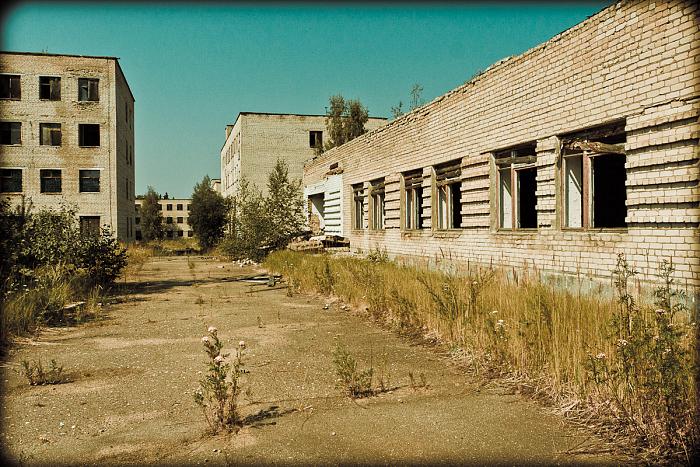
xmin=220 ymin=112 xmax=387 ymax=199
xmin=134 ymin=198 xmax=193 ymax=240
xmin=210 ymin=178 xmax=221 ymax=194
xmin=0 ymin=51 xmax=135 ymax=240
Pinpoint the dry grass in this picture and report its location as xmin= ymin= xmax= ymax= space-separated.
xmin=265 ymin=250 xmax=697 ymax=461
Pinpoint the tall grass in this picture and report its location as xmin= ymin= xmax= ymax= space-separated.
xmin=265 ymin=250 xmax=697 ymax=460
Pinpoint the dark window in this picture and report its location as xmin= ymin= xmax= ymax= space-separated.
xmin=309 ymin=130 xmax=323 ymax=149
xmin=78 ymin=78 xmax=99 ymax=102
xmin=0 ymin=169 xmax=22 ymax=193
xmin=0 ymin=122 xmax=21 ymax=145
xmin=166 ymin=217 xmax=173 ymax=224
xmin=352 ymin=183 xmax=365 ymax=230
xmin=40 ymin=169 xmax=62 ymax=193
xmin=435 ymin=160 xmax=462 ymax=229
xmin=40 ymin=123 xmax=62 ymax=146
xmin=166 ymin=204 xmax=172 ymax=211
xmin=403 ymin=170 xmax=423 ymax=230
xmin=0 ymin=75 xmax=21 ymax=99
xmin=79 ymin=169 xmax=100 ymax=192
xmin=177 ymin=217 xmax=183 ymax=224
xmin=135 ymin=230 xmax=142 ymax=241
xmin=370 ymin=178 xmax=385 ymax=230
xmin=79 ymin=216 xmax=100 ymax=236
xmin=176 ymin=204 xmax=183 ymax=210
xmin=186 ymin=204 xmax=190 ymax=211
xmin=177 ymin=230 xmax=184 ymax=237
xmin=135 ymin=217 xmax=140 ymax=225
xmin=187 ymin=231 xmax=193 ymax=237
xmin=39 ymin=76 xmax=61 ymax=100
xmin=495 ymin=144 xmax=537 ymax=229
xmin=166 ymin=230 xmax=173 ymax=238
xmin=79 ymin=124 xmax=100 ymax=147
xmin=592 ymin=155 xmax=627 ymax=228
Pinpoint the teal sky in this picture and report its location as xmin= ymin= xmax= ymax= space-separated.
xmin=1 ymin=1 xmax=608 ymax=198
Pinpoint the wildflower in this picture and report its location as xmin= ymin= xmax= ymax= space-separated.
xmin=202 ymin=336 xmax=210 ymax=344
xmin=208 ymin=326 xmax=217 ymax=334
xmin=214 ymin=355 xmax=224 ymax=364
xmin=655 ymin=309 xmax=666 ymax=315
xmin=617 ymin=339 xmax=629 ymax=347
xmin=239 ymin=340 xmax=246 ymax=349
xmin=496 ymin=319 xmax=505 ymax=327
xmin=596 ymin=352 xmax=606 ymax=360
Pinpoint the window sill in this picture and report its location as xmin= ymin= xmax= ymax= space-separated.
xmin=0 ymin=98 xmax=21 ymax=101
xmin=495 ymin=229 xmax=538 ymax=234
xmin=0 ymin=144 xmax=22 ymax=147
xmin=39 ymin=99 xmax=61 ymax=102
xmin=433 ymin=229 xmax=462 ymax=239
xmin=79 ymin=146 xmax=100 ymax=148
xmin=40 ymin=192 xmax=63 ymax=195
xmin=562 ymin=227 xmax=628 ymax=233
xmin=79 ymin=191 xmax=101 ymax=194
xmin=0 ymin=192 xmax=23 ymax=195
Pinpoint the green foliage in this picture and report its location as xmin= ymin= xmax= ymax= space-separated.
xmin=390 ymin=83 xmax=424 ymax=120
xmin=189 ymin=175 xmax=230 ymax=250
xmin=74 ymin=227 xmax=127 ymax=287
xmin=193 ymin=326 xmax=247 ymax=433
xmin=140 ymin=186 xmax=164 ymax=242
xmin=332 ymin=343 xmax=374 ymax=398
xmin=324 ymin=94 xmax=369 ymax=151
xmin=219 ymin=160 xmax=305 ymax=261
xmin=20 ymin=358 xmax=66 ymax=385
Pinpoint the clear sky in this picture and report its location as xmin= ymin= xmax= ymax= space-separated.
xmin=1 ymin=1 xmax=608 ymax=198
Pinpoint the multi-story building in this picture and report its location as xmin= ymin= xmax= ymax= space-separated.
xmin=220 ymin=112 xmax=387 ymax=199
xmin=304 ymin=1 xmax=700 ymax=299
xmin=0 ymin=51 xmax=135 ymax=240
xmin=134 ymin=198 xmax=193 ymax=240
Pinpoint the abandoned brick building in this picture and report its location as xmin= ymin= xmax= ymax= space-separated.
xmin=220 ymin=112 xmax=387 ymax=200
xmin=134 ymin=198 xmax=193 ymax=240
xmin=304 ymin=1 xmax=700 ymax=298
xmin=0 ymin=52 xmax=135 ymax=241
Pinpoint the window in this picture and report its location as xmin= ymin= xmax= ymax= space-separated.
xmin=166 ymin=204 xmax=173 ymax=211
xmin=135 ymin=230 xmax=142 ymax=241
xmin=40 ymin=123 xmax=62 ymax=146
xmin=0 ymin=75 xmax=21 ymax=99
xmin=166 ymin=217 xmax=173 ymax=224
xmin=166 ymin=230 xmax=173 ymax=238
xmin=403 ymin=169 xmax=423 ymax=230
xmin=187 ymin=231 xmax=194 ymax=237
xmin=352 ymin=183 xmax=365 ymax=230
xmin=186 ymin=204 xmax=190 ymax=211
xmin=561 ymin=123 xmax=627 ymax=228
xmin=495 ymin=144 xmax=538 ymax=229
xmin=177 ymin=217 xmax=183 ymax=224
xmin=369 ymin=178 xmax=385 ymax=230
xmin=0 ymin=169 xmax=22 ymax=193
xmin=79 ymin=124 xmax=100 ymax=147
xmin=309 ymin=131 xmax=323 ymax=149
xmin=434 ymin=160 xmax=462 ymax=229
xmin=79 ymin=169 xmax=100 ymax=192
xmin=78 ymin=78 xmax=99 ymax=101
xmin=0 ymin=122 xmax=21 ymax=145
xmin=177 ymin=230 xmax=184 ymax=237
xmin=158 ymin=204 xmax=163 ymax=211
xmin=40 ymin=169 xmax=62 ymax=193
xmin=39 ymin=76 xmax=61 ymax=100
xmin=176 ymin=203 xmax=183 ymax=210
xmin=135 ymin=217 xmax=140 ymax=225
xmin=80 ymin=216 xmax=100 ymax=236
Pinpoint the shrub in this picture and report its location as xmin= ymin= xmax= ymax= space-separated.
xmin=332 ymin=343 xmax=374 ymax=398
xmin=20 ymin=358 xmax=66 ymax=385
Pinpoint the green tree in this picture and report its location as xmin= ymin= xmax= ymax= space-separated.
xmin=140 ymin=186 xmax=164 ymax=242
xmin=265 ymin=159 xmax=305 ymax=251
xmin=189 ymin=175 xmax=229 ymax=250
xmin=324 ymin=94 xmax=369 ymax=150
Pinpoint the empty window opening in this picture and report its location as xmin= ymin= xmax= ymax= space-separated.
xmin=79 ymin=124 xmax=100 ymax=147
xmin=435 ymin=160 xmax=462 ymax=229
xmin=309 ymin=131 xmax=323 ymax=149
xmin=79 ymin=169 xmax=100 ymax=193
xmin=166 ymin=217 xmax=173 ymax=224
xmin=39 ymin=76 xmax=61 ymax=100
xmin=370 ymin=178 xmax=385 ymax=230
xmin=40 ymin=169 xmax=62 ymax=193
xmin=40 ymin=123 xmax=62 ymax=146
xmin=352 ymin=183 xmax=365 ymax=230
xmin=177 ymin=230 xmax=184 ymax=237
xmin=135 ymin=217 xmax=140 ymax=225
xmin=495 ymin=144 xmax=537 ymax=229
xmin=561 ymin=121 xmax=627 ymax=229
xmin=0 ymin=169 xmax=22 ymax=193
xmin=177 ymin=217 xmax=183 ymax=224
xmin=0 ymin=122 xmax=21 ymax=145
xmin=78 ymin=78 xmax=99 ymax=102
xmin=79 ymin=216 xmax=100 ymax=236
xmin=308 ymin=193 xmax=325 ymax=233
xmin=177 ymin=203 xmax=183 ymax=210
xmin=403 ymin=170 xmax=423 ymax=230
xmin=135 ymin=230 xmax=142 ymax=241
xmin=0 ymin=75 xmax=21 ymax=100
xmin=166 ymin=230 xmax=174 ymax=238
xmin=187 ymin=231 xmax=194 ymax=237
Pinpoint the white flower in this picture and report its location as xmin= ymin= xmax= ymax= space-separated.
xmin=617 ymin=339 xmax=629 ymax=347
xmin=214 ymin=355 xmax=224 ymax=364
xmin=495 ymin=319 xmax=505 ymax=328
xmin=201 ymin=336 xmax=210 ymax=344
xmin=207 ymin=326 xmax=217 ymax=334
xmin=596 ymin=352 xmax=606 ymax=360
xmin=239 ymin=340 xmax=246 ymax=349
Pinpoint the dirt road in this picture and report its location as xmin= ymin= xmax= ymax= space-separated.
xmin=1 ymin=256 xmax=620 ymax=465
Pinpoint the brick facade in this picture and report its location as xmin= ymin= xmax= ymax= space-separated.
xmin=0 ymin=52 xmax=135 ymax=241
xmin=134 ymin=198 xmax=193 ymax=240
xmin=303 ymin=1 xmax=700 ymax=297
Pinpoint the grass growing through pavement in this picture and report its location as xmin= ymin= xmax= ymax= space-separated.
xmin=265 ymin=250 xmax=697 ymax=461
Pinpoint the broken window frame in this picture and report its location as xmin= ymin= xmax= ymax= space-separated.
xmin=494 ymin=144 xmax=538 ymax=230
xmin=78 ymin=124 xmax=100 ymax=147
xmin=309 ymin=131 xmax=323 ymax=149
xmin=434 ymin=160 xmax=462 ymax=230
xmin=78 ymin=78 xmax=99 ymax=102
xmin=79 ymin=169 xmax=101 ymax=193
xmin=0 ymin=122 xmax=22 ymax=145
xmin=39 ymin=123 xmax=62 ymax=146
xmin=352 ymin=183 xmax=365 ymax=230
xmin=402 ymin=170 xmax=423 ymax=230
xmin=40 ymin=169 xmax=62 ymax=193
xmin=560 ymin=122 xmax=627 ymax=230
xmin=39 ymin=76 xmax=61 ymax=101
xmin=0 ymin=74 xmax=21 ymax=100
xmin=79 ymin=216 xmax=101 ymax=236
xmin=369 ymin=178 xmax=386 ymax=230
xmin=0 ymin=169 xmax=22 ymax=193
